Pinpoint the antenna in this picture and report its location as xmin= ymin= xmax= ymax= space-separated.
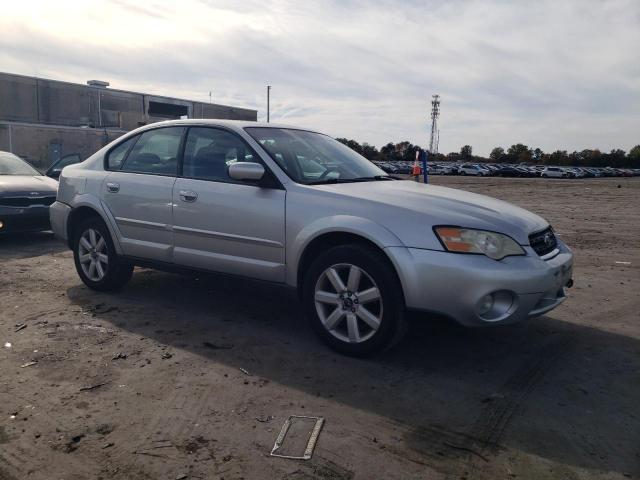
xmin=429 ymin=94 xmax=440 ymax=154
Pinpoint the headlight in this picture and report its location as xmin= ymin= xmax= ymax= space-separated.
xmin=434 ymin=227 xmax=525 ymax=260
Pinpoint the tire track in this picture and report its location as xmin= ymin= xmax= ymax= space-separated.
xmin=450 ymin=336 xmax=572 ymax=479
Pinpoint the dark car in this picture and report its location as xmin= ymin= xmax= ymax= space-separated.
xmin=45 ymin=153 xmax=82 ymax=179
xmin=0 ymin=151 xmax=58 ymax=234
xmin=495 ymin=166 xmax=524 ymax=177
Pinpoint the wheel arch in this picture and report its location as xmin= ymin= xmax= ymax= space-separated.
xmin=66 ymin=198 xmax=122 ymax=254
xmin=293 ymin=221 xmax=406 ymax=304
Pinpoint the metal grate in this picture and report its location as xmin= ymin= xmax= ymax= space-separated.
xmin=0 ymin=196 xmax=56 ymax=207
xmin=529 ymin=227 xmax=558 ymax=257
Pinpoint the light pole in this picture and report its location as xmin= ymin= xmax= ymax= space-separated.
xmin=267 ymin=85 xmax=271 ymax=123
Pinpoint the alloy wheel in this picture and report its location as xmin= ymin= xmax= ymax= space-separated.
xmin=314 ymin=263 xmax=383 ymax=344
xmin=78 ymin=228 xmax=108 ymax=282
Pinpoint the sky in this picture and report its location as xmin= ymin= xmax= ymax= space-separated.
xmin=1 ymin=0 xmax=639 ymax=156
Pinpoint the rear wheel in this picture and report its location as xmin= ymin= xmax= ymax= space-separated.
xmin=303 ymin=244 xmax=407 ymax=356
xmin=73 ymin=217 xmax=133 ymax=291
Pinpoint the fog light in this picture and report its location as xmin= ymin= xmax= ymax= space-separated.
xmin=478 ymin=294 xmax=494 ymax=315
xmin=0 ymin=220 xmax=4 ymax=229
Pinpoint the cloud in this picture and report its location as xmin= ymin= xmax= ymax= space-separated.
xmin=1 ymin=0 xmax=638 ymax=155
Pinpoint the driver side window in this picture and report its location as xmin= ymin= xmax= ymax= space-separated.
xmin=182 ymin=127 xmax=257 ymax=183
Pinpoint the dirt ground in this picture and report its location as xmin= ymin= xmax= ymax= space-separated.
xmin=1 ymin=176 xmax=639 ymax=480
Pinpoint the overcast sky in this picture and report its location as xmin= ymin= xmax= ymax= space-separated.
xmin=1 ymin=0 xmax=638 ymax=155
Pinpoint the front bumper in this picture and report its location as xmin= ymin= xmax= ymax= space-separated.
xmin=0 ymin=205 xmax=51 ymax=234
xmin=387 ymin=241 xmax=573 ymax=327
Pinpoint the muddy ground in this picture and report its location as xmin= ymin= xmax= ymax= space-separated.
xmin=1 ymin=176 xmax=638 ymax=480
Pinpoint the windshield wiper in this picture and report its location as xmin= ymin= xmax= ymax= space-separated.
xmin=306 ymin=175 xmax=393 ymax=185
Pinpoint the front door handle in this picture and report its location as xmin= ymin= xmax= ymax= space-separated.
xmin=106 ymin=182 xmax=120 ymax=193
xmin=179 ymin=190 xmax=198 ymax=202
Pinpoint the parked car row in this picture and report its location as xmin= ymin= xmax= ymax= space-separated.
xmin=373 ymin=161 xmax=640 ymax=178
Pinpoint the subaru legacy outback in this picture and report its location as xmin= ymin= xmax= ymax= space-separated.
xmin=50 ymin=120 xmax=573 ymax=355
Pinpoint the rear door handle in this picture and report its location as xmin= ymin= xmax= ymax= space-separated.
xmin=106 ymin=182 xmax=120 ymax=193
xmin=179 ymin=190 xmax=198 ymax=202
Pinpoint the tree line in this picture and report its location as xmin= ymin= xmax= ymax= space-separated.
xmin=335 ymin=138 xmax=640 ymax=168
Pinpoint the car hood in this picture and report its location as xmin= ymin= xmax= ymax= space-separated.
xmin=315 ymin=180 xmax=548 ymax=247
xmin=0 ymin=175 xmax=58 ymax=196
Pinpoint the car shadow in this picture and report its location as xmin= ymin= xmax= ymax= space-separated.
xmin=0 ymin=231 xmax=67 ymax=260
xmin=67 ymin=269 xmax=640 ymax=477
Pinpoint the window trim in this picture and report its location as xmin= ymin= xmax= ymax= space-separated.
xmin=178 ymin=125 xmax=283 ymax=189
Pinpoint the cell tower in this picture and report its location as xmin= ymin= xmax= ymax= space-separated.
xmin=429 ymin=94 xmax=440 ymax=154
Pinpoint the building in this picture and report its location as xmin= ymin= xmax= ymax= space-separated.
xmin=0 ymin=72 xmax=257 ymax=170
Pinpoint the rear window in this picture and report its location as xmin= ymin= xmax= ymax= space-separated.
xmin=121 ymin=127 xmax=184 ymax=175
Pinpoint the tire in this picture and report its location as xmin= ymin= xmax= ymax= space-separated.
xmin=542 ymin=174 xmax=547 ymax=178
xmin=72 ymin=216 xmax=133 ymax=292
xmin=303 ymin=244 xmax=407 ymax=356
xmin=460 ymin=171 xmax=466 ymax=176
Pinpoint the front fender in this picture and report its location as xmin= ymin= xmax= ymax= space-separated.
xmin=286 ymin=215 xmax=405 ymax=287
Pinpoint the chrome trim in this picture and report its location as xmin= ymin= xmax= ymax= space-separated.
xmin=173 ymin=225 xmax=284 ymax=248
xmin=540 ymin=248 xmax=560 ymax=261
xmin=115 ymin=217 xmax=168 ymax=230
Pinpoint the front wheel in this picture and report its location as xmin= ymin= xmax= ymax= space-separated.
xmin=303 ymin=244 xmax=407 ymax=356
xmin=73 ymin=217 xmax=133 ymax=292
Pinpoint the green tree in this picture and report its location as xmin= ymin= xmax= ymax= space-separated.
xmin=548 ymin=150 xmax=569 ymax=165
xmin=532 ymin=148 xmax=543 ymax=163
xmin=460 ymin=145 xmax=473 ymax=159
xmin=361 ymin=143 xmax=379 ymax=160
xmin=380 ymin=142 xmax=395 ymax=160
xmin=490 ymin=147 xmax=506 ymax=162
xmin=507 ymin=144 xmax=532 ymax=164
xmin=627 ymin=145 xmax=640 ymax=168
xmin=607 ymin=149 xmax=626 ymax=168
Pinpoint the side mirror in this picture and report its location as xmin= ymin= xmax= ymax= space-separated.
xmin=228 ymin=162 xmax=265 ymax=182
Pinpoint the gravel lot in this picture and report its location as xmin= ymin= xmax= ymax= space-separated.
xmin=1 ymin=176 xmax=638 ymax=480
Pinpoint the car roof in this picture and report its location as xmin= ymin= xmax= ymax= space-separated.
xmin=133 ymin=119 xmax=318 ymax=134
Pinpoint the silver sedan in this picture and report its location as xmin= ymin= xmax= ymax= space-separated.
xmin=50 ymin=120 xmax=573 ymax=355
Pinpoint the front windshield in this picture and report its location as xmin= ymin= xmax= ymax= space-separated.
xmin=245 ymin=127 xmax=388 ymax=184
xmin=0 ymin=152 xmax=41 ymax=176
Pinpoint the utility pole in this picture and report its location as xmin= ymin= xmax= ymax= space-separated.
xmin=429 ymin=94 xmax=440 ymax=154
xmin=267 ymin=85 xmax=271 ymax=123
xmin=209 ymin=91 xmax=212 ymax=104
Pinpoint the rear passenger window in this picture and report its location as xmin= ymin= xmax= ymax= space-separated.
xmin=182 ymin=127 xmax=257 ymax=182
xmin=120 ymin=127 xmax=184 ymax=175
xmin=106 ymin=136 xmax=137 ymax=170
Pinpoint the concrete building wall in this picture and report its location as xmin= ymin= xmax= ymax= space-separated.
xmin=0 ymin=123 xmax=127 ymax=170
xmin=0 ymin=71 xmax=258 ymax=169
xmin=0 ymin=72 xmax=257 ymax=128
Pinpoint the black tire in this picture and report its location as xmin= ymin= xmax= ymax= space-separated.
xmin=303 ymin=244 xmax=407 ymax=356
xmin=460 ymin=171 xmax=466 ymax=175
xmin=72 ymin=216 xmax=133 ymax=292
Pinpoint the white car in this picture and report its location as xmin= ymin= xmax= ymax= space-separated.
xmin=540 ymin=167 xmax=565 ymax=178
xmin=459 ymin=164 xmax=490 ymax=176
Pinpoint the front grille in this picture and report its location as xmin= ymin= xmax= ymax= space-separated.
xmin=529 ymin=227 xmax=558 ymax=257
xmin=0 ymin=196 xmax=56 ymax=207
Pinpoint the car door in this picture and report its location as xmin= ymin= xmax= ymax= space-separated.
xmin=46 ymin=153 xmax=82 ymax=179
xmin=101 ymin=127 xmax=184 ymax=262
xmin=172 ymin=126 xmax=286 ymax=282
